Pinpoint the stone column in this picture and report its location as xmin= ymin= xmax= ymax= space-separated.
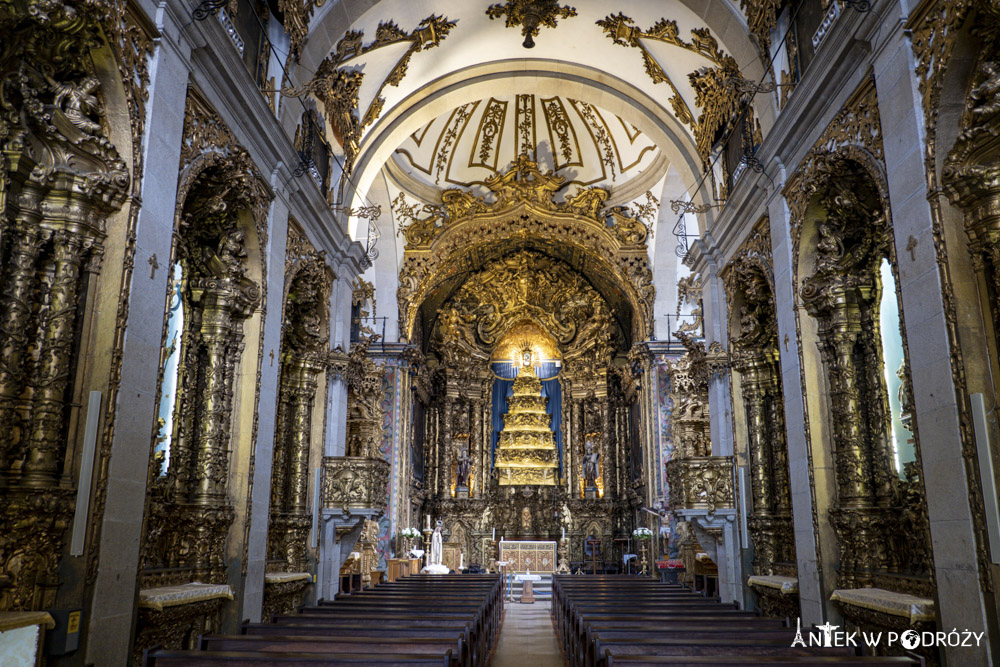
xmin=766 ymin=182 xmax=831 ymax=627
xmin=85 ymin=12 xmax=192 ymax=663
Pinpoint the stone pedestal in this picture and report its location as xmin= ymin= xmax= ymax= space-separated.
xmin=521 ymin=580 xmax=535 ymax=603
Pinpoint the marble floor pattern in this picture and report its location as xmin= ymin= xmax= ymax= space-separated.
xmin=491 ymin=599 xmax=566 ymax=666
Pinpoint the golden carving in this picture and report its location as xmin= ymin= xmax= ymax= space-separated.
xmin=722 ymin=219 xmax=796 ymax=577
xmin=294 ymin=15 xmax=456 ymax=178
xmin=322 ymin=456 xmax=390 ymax=512
xmin=278 ymin=0 xmax=326 ymax=62
xmin=0 ymin=0 xmax=140 ymax=612
xmin=596 ymin=13 xmax=747 ymax=167
xmin=495 ymin=360 xmax=559 ymax=486
xmin=268 ymin=224 xmax=332 ymax=572
xmin=486 ymin=0 xmax=578 ymax=49
xmin=787 ymin=88 xmax=933 ymax=595
xmin=738 ymin=0 xmax=780 ymax=61
xmin=140 ymin=90 xmax=271 ymax=591
xmin=393 ymin=155 xmax=654 ymax=344
xmin=906 ymin=0 xmax=999 ymax=595
xmin=665 ymin=456 xmax=735 ymax=513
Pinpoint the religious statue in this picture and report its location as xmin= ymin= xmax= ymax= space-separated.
xmin=429 ymin=519 xmax=444 ymax=567
xmin=582 ymin=438 xmax=600 ymax=487
xmin=456 ymin=446 xmax=472 ymax=488
xmin=46 ymin=73 xmax=103 ymax=135
xmin=972 ymin=61 xmax=1000 ymax=118
xmin=520 ymin=506 xmax=533 ymax=533
xmin=218 ymin=229 xmax=248 ymax=278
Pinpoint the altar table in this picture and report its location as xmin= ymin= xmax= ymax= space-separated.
xmin=498 ymin=540 xmax=557 ymax=573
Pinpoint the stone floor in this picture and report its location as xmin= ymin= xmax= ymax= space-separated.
xmin=491 ymin=599 xmax=566 ymax=666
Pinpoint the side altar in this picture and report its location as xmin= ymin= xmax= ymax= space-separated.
xmin=498 ymin=541 xmax=557 ymax=573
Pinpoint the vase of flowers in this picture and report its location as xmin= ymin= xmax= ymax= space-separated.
xmin=633 ymin=527 xmax=653 ymax=576
xmin=401 ymin=527 xmax=421 ymax=554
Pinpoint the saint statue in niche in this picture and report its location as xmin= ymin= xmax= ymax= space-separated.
xmin=456 ymin=446 xmax=472 ymax=488
xmin=430 ymin=519 xmax=443 ymax=566
xmin=583 ymin=438 xmax=600 ymax=487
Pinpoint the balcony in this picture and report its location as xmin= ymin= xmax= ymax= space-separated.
xmin=322 ymin=456 xmax=390 ymax=514
xmin=665 ymin=456 xmax=735 ymax=513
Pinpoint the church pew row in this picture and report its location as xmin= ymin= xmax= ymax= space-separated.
xmin=551 ymin=576 xmax=923 ymax=667
xmin=143 ymin=574 xmax=501 ymax=667
xmin=602 ymin=657 xmax=923 ymax=666
xmin=144 ymin=650 xmax=453 ymax=666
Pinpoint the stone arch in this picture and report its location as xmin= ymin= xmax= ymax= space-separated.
xmin=342 ymin=62 xmax=707 ymax=239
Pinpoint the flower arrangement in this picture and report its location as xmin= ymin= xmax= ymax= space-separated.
xmin=401 ymin=527 xmax=421 ymax=539
xmin=632 ymin=527 xmax=653 ymax=540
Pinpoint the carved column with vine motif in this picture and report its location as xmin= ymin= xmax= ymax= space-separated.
xmin=0 ymin=228 xmax=44 ymax=474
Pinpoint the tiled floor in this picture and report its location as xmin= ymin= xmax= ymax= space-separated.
xmin=491 ymin=599 xmax=566 ymax=666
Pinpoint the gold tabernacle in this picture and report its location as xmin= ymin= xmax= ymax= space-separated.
xmin=494 ymin=349 xmax=559 ymax=486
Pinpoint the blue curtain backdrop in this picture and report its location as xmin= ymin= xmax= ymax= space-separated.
xmin=491 ymin=362 xmax=562 ymax=477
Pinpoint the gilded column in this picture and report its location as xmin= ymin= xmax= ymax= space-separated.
xmin=24 ymin=233 xmax=87 ymax=486
xmin=0 ymin=228 xmax=44 ymax=473
xmin=825 ymin=325 xmax=872 ymax=506
xmin=289 ymin=363 xmax=321 ymax=513
xmin=739 ymin=355 xmax=773 ymax=515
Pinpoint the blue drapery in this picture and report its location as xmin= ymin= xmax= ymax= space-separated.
xmin=491 ymin=362 xmax=562 ymax=477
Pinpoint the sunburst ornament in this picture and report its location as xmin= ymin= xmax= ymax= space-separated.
xmin=486 ymin=0 xmax=578 ymax=48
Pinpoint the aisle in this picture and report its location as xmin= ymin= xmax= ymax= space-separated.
xmin=491 ymin=599 xmax=565 ymax=666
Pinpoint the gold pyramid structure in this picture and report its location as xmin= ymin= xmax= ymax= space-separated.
xmin=495 ymin=359 xmax=558 ymax=486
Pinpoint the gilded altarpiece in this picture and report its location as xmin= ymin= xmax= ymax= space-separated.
xmin=395 ymin=157 xmax=654 ymax=569
xmin=722 ymin=219 xmax=798 ymax=618
xmin=264 ymin=223 xmax=331 ymax=615
xmin=0 ymin=0 xmax=152 ymax=619
xmin=907 ymin=0 xmax=1000 ymax=604
xmin=134 ymin=90 xmax=272 ymax=658
xmin=786 ymin=79 xmax=934 ymax=654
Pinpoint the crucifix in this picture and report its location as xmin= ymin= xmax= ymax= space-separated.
xmin=148 ymin=253 xmax=159 ymax=279
xmin=906 ymin=236 xmax=918 ymax=261
xmin=783 ymin=334 xmax=789 ymax=352
xmin=269 ymin=349 xmax=275 ymax=366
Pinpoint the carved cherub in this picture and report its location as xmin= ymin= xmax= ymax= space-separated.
xmin=45 ymin=73 xmax=103 ymax=135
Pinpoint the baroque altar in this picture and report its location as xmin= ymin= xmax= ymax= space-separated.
xmin=395 ymin=157 xmax=656 ymax=572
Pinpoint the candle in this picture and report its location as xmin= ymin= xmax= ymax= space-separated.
xmin=561 ymin=526 xmax=565 ymax=539
xmin=460 ymin=553 xmax=464 ymax=570
xmin=492 ymin=527 xmax=496 ymax=540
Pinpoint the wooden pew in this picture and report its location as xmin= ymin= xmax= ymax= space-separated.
xmin=199 ymin=635 xmax=464 ymax=666
xmin=144 ymin=649 xmax=453 ymax=666
xmin=602 ymin=656 xmax=921 ymax=666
